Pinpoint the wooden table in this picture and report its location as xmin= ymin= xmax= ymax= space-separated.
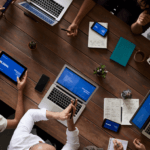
xmin=0 ymin=0 xmax=150 ymax=149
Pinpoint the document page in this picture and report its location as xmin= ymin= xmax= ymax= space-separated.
xmin=122 ymin=99 xmax=139 ymax=125
xmin=104 ymin=98 xmax=122 ymax=124
xmin=108 ymin=138 xmax=128 ymax=150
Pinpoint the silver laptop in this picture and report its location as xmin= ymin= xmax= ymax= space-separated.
xmin=130 ymin=90 xmax=150 ymax=139
xmin=19 ymin=0 xmax=72 ymax=26
xmin=38 ymin=64 xmax=99 ymax=127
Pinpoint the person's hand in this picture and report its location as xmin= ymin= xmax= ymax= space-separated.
xmin=67 ymin=23 xmax=78 ymax=37
xmin=113 ymin=139 xmax=123 ymax=150
xmin=136 ymin=10 xmax=150 ymax=26
xmin=11 ymin=0 xmax=16 ymax=4
xmin=58 ymin=101 xmax=76 ymax=121
xmin=0 ymin=6 xmax=5 ymax=11
xmin=133 ymin=138 xmax=146 ymax=150
xmin=17 ymin=71 xmax=27 ymax=91
xmin=67 ymin=99 xmax=77 ymax=120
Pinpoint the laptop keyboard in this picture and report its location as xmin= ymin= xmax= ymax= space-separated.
xmin=145 ymin=125 xmax=150 ymax=134
xmin=47 ymin=88 xmax=82 ymax=115
xmin=20 ymin=2 xmax=55 ymax=25
xmin=31 ymin=0 xmax=64 ymax=18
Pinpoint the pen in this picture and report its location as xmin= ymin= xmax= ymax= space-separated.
xmin=121 ymin=107 xmax=122 ymax=122
xmin=70 ymin=100 xmax=76 ymax=119
xmin=24 ymin=12 xmax=38 ymax=23
xmin=61 ymin=28 xmax=70 ymax=32
xmin=116 ymin=142 xmax=120 ymax=147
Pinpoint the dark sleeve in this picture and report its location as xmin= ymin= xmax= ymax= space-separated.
xmin=93 ymin=0 xmax=99 ymax=4
xmin=142 ymin=23 xmax=150 ymax=33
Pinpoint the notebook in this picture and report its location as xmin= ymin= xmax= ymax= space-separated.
xmin=108 ymin=138 xmax=128 ymax=150
xmin=110 ymin=37 xmax=136 ymax=67
xmin=88 ymin=22 xmax=108 ymax=48
xmin=104 ymin=98 xmax=139 ymax=125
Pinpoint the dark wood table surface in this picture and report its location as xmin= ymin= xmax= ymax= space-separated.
xmin=0 ymin=0 xmax=150 ymax=149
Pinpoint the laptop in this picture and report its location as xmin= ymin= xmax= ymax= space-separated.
xmin=18 ymin=0 xmax=72 ymax=26
xmin=130 ymin=91 xmax=150 ymax=139
xmin=38 ymin=64 xmax=99 ymax=126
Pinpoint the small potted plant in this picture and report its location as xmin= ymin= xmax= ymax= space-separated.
xmin=93 ymin=64 xmax=108 ymax=79
xmin=28 ymin=41 xmax=37 ymax=50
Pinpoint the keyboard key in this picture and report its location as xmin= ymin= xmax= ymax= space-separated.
xmin=47 ymin=88 xmax=82 ymax=115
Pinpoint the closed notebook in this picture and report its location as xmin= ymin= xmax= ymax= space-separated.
xmin=108 ymin=138 xmax=128 ymax=150
xmin=110 ymin=37 xmax=135 ymax=67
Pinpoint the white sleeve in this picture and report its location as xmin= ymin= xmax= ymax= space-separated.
xmin=0 ymin=115 xmax=7 ymax=132
xmin=15 ymin=108 xmax=48 ymax=134
xmin=62 ymin=127 xmax=80 ymax=150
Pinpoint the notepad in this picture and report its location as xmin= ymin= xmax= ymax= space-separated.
xmin=88 ymin=22 xmax=108 ymax=48
xmin=104 ymin=98 xmax=139 ymax=125
xmin=142 ymin=27 xmax=150 ymax=40
xmin=108 ymin=138 xmax=128 ymax=150
xmin=110 ymin=37 xmax=136 ymax=67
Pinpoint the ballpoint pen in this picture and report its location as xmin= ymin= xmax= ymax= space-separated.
xmin=70 ymin=100 xmax=76 ymax=119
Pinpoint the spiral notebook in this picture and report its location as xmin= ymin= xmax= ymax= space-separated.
xmin=108 ymin=138 xmax=128 ymax=150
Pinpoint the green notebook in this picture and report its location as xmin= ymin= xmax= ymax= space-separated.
xmin=110 ymin=37 xmax=136 ymax=67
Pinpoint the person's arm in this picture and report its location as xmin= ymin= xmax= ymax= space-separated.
xmin=67 ymin=0 xmax=96 ymax=37
xmin=133 ymin=138 xmax=146 ymax=150
xmin=62 ymin=99 xmax=80 ymax=150
xmin=131 ymin=10 xmax=150 ymax=34
xmin=6 ymin=71 xmax=27 ymax=129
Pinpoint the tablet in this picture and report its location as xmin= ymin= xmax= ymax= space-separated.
xmin=0 ymin=51 xmax=27 ymax=84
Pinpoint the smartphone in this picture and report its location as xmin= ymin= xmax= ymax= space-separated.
xmin=35 ymin=74 xmax=50 ymax=93
xmin=1 ymin=0 xmax=13 ymax=13
xmin=102 ymin=119 xmax=121 ymax=132
xmin=91 ymin=22 xmax=108 ymax=37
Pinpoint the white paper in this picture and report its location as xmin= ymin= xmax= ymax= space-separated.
xmin=104 ymin=98 xmax=122 ymax=124
xmin=104 ymin=98 xmax=139 ymax=125
xmin=108 ymin=138 xmax=128 ymax=150
xmin=88 ymin=22 xmax=108 ymax=48
xmin=142 ymin=27 xmax=150 ymax=40
xmin=122 ymin=99 xmax=139 ymax=125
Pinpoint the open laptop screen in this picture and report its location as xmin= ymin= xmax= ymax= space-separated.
xmin=57 ymin=68 xmax=96 ymax=102
xmin=132 ymin=94 xmax=150 ymax=129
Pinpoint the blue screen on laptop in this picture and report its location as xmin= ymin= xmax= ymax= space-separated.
xmin=0 ymin=54 xmax=25 ymax=82
xmin=57 ymin=68 xmax=96 ymax=101
xmin=104 ymin=120 xmax=120 ymax=132
xmin=132 ymin=94 xmax=150 ymax=129
xmin=92 ymin=22 xmax=107 ymax=36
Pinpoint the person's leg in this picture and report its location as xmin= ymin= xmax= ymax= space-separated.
xmin=0 ymin=100 xmax=15 ymax=118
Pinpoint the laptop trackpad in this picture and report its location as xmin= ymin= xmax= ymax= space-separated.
xmin=51 ymin=106 xmax=63 ymax=112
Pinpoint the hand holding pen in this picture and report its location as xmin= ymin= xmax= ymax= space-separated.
xmin=69 ymin=99 xmax=77 ymax=120
xmin=113 ymin=139 xmax=123 ymax=150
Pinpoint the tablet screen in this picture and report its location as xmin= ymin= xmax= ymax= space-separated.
xmin=0 ymin=53 xmax=26 ymax=83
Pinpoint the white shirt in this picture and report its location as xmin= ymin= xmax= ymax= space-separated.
xmin=0 ymin=115 xmax=7 ymax=132
xmin=8 ymin=108 xmax=80 ymax=150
